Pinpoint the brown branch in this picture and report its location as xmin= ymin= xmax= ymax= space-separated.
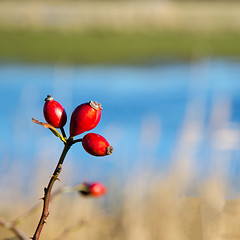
xmin=31 ymin=141 xmax=72 ymax=240
xmin=0 ymin=218 xmax=29 ymax=240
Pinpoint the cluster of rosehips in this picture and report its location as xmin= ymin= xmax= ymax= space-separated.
xmin=43 ymin=95 xmax=113 ymax=157
xmin=43 ymin=95 xmax=113 ymax=197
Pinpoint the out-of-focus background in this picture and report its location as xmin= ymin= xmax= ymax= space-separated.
xmin=1 ymin=0 xmax=240 ymax=239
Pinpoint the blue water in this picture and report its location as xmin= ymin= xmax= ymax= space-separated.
xmin=1 ymin=58 xmax=240 ymax=189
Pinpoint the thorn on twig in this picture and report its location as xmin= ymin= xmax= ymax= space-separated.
xmin=39 ymin=197 xmax=44 ymax=201
xmin=56 ymin=177 xmax=60 ymax=181
xmin=44 ymin=212 xmax=50 ymax=218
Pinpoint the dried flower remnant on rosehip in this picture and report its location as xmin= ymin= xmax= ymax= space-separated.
xmin=69 ymin=101 xmax=102 ymax=137
xmin=79 ymin=182 xmax=107 ymax=198
xmin=82 ymin=133 xmax=113 ymax=157
xmin=43 ymin=95 xmax=67 ymax=128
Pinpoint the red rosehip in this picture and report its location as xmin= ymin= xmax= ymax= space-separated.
xmin=82 ymin=133 xmax=113 ymax=156
xmin=79 ymin=182 xmax=107 ymax=198
xmin=89 ymin=182 xmax=106 ymax=197
xmin=69 ymin=101 xmax=102 ymax=137
xmin=43 ymin=95 xmax=67 ymax=128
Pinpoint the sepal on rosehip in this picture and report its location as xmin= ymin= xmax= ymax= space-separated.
xmin=82 ymin=133 xmax=113 ymax=157
xmin=78 ymin=182 xmax=107 ymax=198
xmin=43 ymin=95 xmax=67 ymax=128
xmin=70 ymin=101 xmax=102 ymax=137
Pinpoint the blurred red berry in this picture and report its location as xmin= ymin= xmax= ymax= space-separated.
xmin=43 ymin=95 xmax=67 ymax=128
xmin=70 ymin=101 xmax=102 ymax=137
xmin=89 ymin=182 xmax=106 ymax=197
xmin=79 ymin=182 xmax=106 ymax=197
xmin=82 ymin=133 xmax=113 ymax=156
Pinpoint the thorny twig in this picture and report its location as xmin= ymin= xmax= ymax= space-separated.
xmin=32 ymin=141 xmax=72 ymax=240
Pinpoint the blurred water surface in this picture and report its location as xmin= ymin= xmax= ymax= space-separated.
xmin=1 ymin=58 xmax=240 ymax=193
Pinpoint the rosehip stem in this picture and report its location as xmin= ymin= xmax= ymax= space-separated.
xmin=60 ymin=127 xmax=67 ymax=139
xmin=71 ymin=138 xmax=82 ymax=144
xmin=32 ymin=139 xmax=73 ymax=240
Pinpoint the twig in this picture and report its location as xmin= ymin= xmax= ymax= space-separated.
xmin=60 ymin=127 xmax=67 ymax=139
xmin=31 ymin=140 xmax=72 ymax=240
xmin=71 ymin=138 xmax=82 ymax=144
xmin=0 ymin=218 xmax=29 ymax=240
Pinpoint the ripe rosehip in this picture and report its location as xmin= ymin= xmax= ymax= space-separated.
xmin=69 ymin=101 xmax=102 ymax=137
xmin=43 ymin=95 xmax=67 ymax=128
xmin=89 ymin=182 xmax=107 ymax=197
xmin=82 ymin=133 xmax=113 ymax=156
xmin=79 ymin=182 xmax=107 ymax=198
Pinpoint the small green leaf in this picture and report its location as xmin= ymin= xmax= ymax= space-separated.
xmin=32 ymin=118 xmax=66 ymax=143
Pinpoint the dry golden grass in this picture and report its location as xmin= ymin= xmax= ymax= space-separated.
xmin=1 ymin=166 xmax=240 ymax=240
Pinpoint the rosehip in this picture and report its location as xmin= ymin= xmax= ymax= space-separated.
xmin=79 ymin=182 xmax=107 ymax=198
xmin=43 ymin=95 xmax=67 ymax=128
xmin=89 ymin=182 xmax=107 ymax=197
xmin=82 ymin=133 xmax=113 ymax=156
xmin=69 ymin=101 xmax=102 ymax=137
